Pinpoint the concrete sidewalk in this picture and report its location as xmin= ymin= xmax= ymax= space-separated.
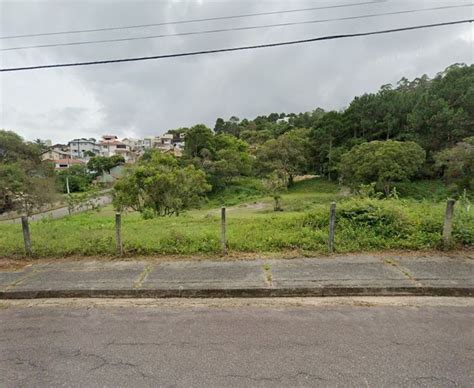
xmin=0 ymin=254 xmax=473 ymax=299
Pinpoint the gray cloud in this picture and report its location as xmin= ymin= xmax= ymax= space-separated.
xmin=1 ymin=0 xmax=473 ymax=143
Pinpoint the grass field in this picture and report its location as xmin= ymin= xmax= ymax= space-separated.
xmin=0 ymin=178 xmax=472 ymax=258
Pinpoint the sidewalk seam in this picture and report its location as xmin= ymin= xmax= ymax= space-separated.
xmin=133 ymin=264 xmax=153 ymax=289
xmin=381 ymin=258 xmax=423 ymax=287
xmin=4 ymin=267 xmax=40 ymax=291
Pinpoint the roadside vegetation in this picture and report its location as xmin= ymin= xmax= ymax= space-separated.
xmin=0 ymin=178 xmax=472 ymax=258
xmin=0 ymin=63 xmax=473 ymax=258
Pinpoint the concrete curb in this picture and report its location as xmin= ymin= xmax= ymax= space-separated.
xmin=1 ymin=286 xmax=473 ymax=299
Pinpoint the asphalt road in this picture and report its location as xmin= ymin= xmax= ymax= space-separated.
xmin=1 ymin=298 xmax=473 ymax=387
xmin=1 ymin=194 xmax=111 ymax=224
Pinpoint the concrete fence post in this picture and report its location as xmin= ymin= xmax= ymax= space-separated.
xmin=328 ymin=202 xmax=336 ymax=253
xmin=443 ymin=199 xmax=455 ymax=247
xmin=21 ymin=216 xmax=32 ymax=256
xmin=115 ymin=212 xmax=123 ymax=256
xmin=221 ymin=207 xmax=227 ymax=254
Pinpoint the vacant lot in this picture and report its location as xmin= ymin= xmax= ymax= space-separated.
xmin=0 ymin=179 xmax=472 ymax=258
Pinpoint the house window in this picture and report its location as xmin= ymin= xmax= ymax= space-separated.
xmin=59 ymin=164 xmax=68 ymax=168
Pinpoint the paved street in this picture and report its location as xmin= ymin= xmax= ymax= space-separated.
xmin=1 ymin=297 xmax=473 ymax=387
xmin=0 ymin=194 xmax=112 ymax=224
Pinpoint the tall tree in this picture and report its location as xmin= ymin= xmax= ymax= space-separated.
xmin=339 ymin=140 xmax=426 ymax=195
xmin=183 ymin=124 xmax=215 ymax=159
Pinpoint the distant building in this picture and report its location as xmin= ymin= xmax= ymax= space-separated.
xmin=99 ymin=135 xmax=136 ymax=162
xmin=68 ymin=138 xmax=99 ymax=160
xmin=154 ymin=133 xmax=174 ymax=151
xmin=51 ymin=158 xmax=84 ymax=170
xmin=142 ymin=136 xmax=161 ymax=149
xmin=276 ymin=117 xmax=290 ymax=124
xmin=41 ymin=149 xmax=70 ymax=162
xmin=51 ymin=143 xmax=69 ymax=153
xmin=122 ymin=138 xmax=142 ymax=151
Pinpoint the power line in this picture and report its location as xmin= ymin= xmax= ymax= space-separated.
xmin=2 ymin=4 xmax=471 ymax=52
xmin=1 ymin=19 xmax=471 ymax=73
xmin=0 ymin=1 xmax=384 ymax=40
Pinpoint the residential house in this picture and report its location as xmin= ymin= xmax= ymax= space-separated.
xmin=41 ymin=148 xmax=71 ymax=162
xmin=142 ymin=136 xmax=161 ymax=149
xmin=52 ymin=158 xmax=84 ymax=170
xmin=154 ymin=133 xmax=174 ymax=151
xmin=99 ymin=135 xmax=136 ymax=162
xmin=51 ymin=143 xmax=70 ymax=153
xmin=122 ymin=137 xmax=142 ymax=151
xmin=68 ymin=138 xmax=99 ymax=160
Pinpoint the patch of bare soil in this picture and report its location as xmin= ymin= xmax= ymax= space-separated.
xmin=0 ymin=258 xmax=36 ymax=271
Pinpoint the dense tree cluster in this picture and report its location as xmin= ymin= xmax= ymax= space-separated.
xmin=179 ymin=63 xmax=473 ymax=194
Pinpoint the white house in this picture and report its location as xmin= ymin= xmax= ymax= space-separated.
xmin=68 ymin=138 xmax=99 ymax=160
xmin=99 ymin=135 xmax=137 ymax=162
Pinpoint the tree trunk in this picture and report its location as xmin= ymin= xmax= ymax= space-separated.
xmin=288 ymin=175 xmax=294 ymax=187
xmin=274 ymin=196 xmax=281 ymax=211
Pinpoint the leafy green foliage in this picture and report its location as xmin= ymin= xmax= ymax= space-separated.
xmin=87 ymin=155 xmax=125 ymax=176
xmin=256 ymin=129 xmax=310 ymax=185
xmin=0 ymin=130 xmax=57 ymax=215
xmin=340 ymin=140 xmax=426 ymax=195
xmin=113 ymin=151 xmax=210 ymax=217
xmin=57 ymin=164 xmax=93 ymax=193
xmin=435 ymin=137 xmax=474 ymax=194
xmin=0 ymin=130 xmax=41 ymax=164
xmin=263 ymin=171 xmax=288 ymax=211
xmin=183 ymin=124 xmax=215 ymax=159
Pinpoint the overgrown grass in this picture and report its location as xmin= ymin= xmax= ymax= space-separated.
xmin=0 ymin=178 xmax=472 ymax=258
xmin=394 ymin=180 xmax=450 ymax=201
xmin=205 ymin=177 xmax=266 ymax=207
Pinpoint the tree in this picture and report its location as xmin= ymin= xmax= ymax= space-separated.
xmin=213 ymin=116 xmax=242 ymax=137
xmin=256 ymin=129 xmax=310 ymax=186
xmin=263 ymin=171 xmax=288 ymax=211
xmin=0 ymin=159 xmax=57 ymax=216
xmin=57 ymin=164 xmax=93 ymax=193
xmin=183 ymin=124 xmax=215 ymax=159
xmin=33 ymin=138 xmax=49 ymax=153
xmin=0 ymin=130 xmax=40 ymax=164
xmin=87 ymin=155 xmax=125 ymax=176
xmin=435 ymin=137 xmax=474 ymax=193
xmin=0 ymin=130 xmax=57 ymax=215
xmin=113 ymin=151 xmax=210 ymax=217
xmin=310 ymin=111 xmax=345 ymax=179
xmin=339 ymin=140 xmax=426 ymax=195
xmin=207 ymin=148 xmax=253 ymax=187
xmin=214 ymin=118 xmax=225 ymax=133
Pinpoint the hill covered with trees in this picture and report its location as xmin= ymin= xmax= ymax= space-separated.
xmin=174 ymin=63 xmax=473 ymax=193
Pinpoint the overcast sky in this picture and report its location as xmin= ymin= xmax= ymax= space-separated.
xmin=0 ymin=0 xmax=472 ymax=144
